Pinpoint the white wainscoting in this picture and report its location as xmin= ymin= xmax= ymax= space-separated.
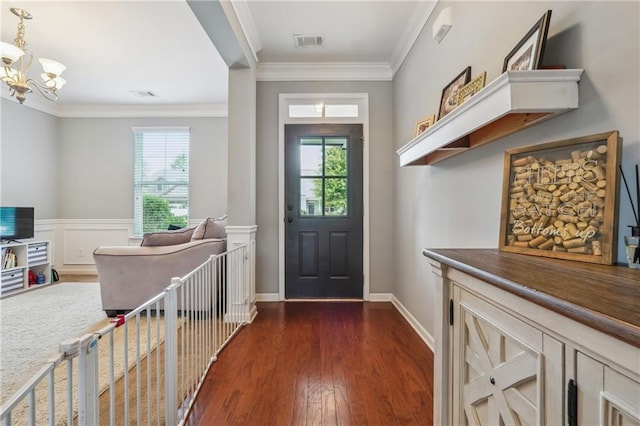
xmin=36 ymin=219 xmax=134 ymax=274
xmin=38 ymin=218 xmax=209 ymax=275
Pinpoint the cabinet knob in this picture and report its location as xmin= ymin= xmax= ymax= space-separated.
xmin=489 ymin=376 xmax=495 ymax=385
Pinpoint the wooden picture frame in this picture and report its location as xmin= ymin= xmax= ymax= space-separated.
xmin=503 ymin=10 xmax=552 ymax=72
xmin=499 ymin=131 xmax=621 ymax=265
xmin=414 ymin=115 xmax=435 ymax=137
xmin=457 ymin=72 xmax=487 ymax=106
xmin=437 ymin=66 xmax=471 ymax=120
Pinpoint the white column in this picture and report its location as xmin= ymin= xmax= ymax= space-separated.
xmin=226 ymin=225 xmax=257 ymax=323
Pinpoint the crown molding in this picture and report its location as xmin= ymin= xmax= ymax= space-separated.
xmin=2 ymin=96 xmax=228 ymax=118
xmin=389 ymin=1 xmax=438 ymax=77
xmin=56 ymin=104 xmax=228 ymax=118
xmin=1 ymin=92 xmax=59 ymax=116
xmin=256 ymin=62 xmax=393 ymax=82
xmin=230 ymin=0 xmax=263 ymax=63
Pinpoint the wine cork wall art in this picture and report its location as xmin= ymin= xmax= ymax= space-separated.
xmin=499 ymin=131 xmax=621 ymax=264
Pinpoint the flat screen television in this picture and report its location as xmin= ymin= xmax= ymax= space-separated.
xmin=0 ymin=207 xmax=35 ymax=241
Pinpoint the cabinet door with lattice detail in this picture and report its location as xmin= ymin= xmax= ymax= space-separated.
xmin=602 ymin=366 xmax=640 ymax=425
xmin=452 ymin=287 xmax=563 ymax=426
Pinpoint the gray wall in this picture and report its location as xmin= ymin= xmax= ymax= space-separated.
xmin=256 ymin=81 xmax=395 ymax=295
xmin=227 ymin=67 xmax=257 ymax=226
xmin=393 ymin=2 xmax=640 ymax=335
xmin=1 ymin=99 xmax=59 ymax=219
xmin=57 ymin=117 xmax=228 ymax=220
xmin=0 ymin=100 xmax=228 ymax=222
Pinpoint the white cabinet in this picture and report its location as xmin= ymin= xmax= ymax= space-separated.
xmin=575 ymin=353 xmax=640 ymax=426
xmin=425 ymin=249 xmax=640 ymax=426
xmin=602 ymin=366 xmax=640 ymax=425
xmin=452 ymin=287 xmax=564 ymax=425
xmin=1 ymin=240 xmax=51 ymax=297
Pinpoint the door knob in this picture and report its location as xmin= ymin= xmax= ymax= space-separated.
xmin=287 ymin=217 xmax=293 ymax=223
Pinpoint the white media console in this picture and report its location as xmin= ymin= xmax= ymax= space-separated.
xmin=1 ymin=240 xmax=52 ymax=297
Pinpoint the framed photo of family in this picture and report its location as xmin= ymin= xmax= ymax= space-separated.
xmin=503 ymin=10 xmax=552 ymax=72
xmin=437 ymin=66 xmax=471 ymax=120
xmin=499 ymin=131 xmax=621 ymax=265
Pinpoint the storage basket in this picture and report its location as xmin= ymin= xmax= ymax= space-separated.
xmin=1 ymin=269 xmax=24 ymax=293
xmin=27 ymin=243 xmax=48 ymax=265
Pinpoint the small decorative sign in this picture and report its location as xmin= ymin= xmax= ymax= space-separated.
xmin=457 ymin=72 xmax=487 ymax=106
xmin=499 ymin=131 xmax=621 ymax=264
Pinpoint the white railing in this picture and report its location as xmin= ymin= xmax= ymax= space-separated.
xmin=0 ymin=245 xmax=248 ymax=426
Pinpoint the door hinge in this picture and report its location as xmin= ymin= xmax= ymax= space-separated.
xmin=568 ymin=379 xmax=577 ymax=426
xmin=449 ymin=299 xmax=454 ymax=326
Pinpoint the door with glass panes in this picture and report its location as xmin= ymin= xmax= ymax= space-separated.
xmin=284 ymin=124 xmax=363 ymax=298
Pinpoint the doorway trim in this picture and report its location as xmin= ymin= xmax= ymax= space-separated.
xmin=278 ymin=93 xmax=370 ymax=301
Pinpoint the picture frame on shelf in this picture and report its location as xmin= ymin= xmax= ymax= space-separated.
xmin=502 ymin=10 xmax=552 ymax=72
xmin=456 ymin=72 xmax=487 ymax=106
xmin=499 ymin=131 xmax=621 ymax=265
xmin=414 ymin=114 xmax=436 ymax=137
xmin=437 ymin=66 xmax=471 ymax=121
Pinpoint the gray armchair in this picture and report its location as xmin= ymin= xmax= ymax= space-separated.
xmin=93 ymin=219 xmax=226 ymax=316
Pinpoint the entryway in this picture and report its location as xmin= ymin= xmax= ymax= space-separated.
xmin=284 ymin=124 xmax=363 ymax=298
xmin=278 ymin=93 xmax=370 ymax=300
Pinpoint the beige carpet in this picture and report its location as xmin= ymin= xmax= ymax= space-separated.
xmin=2 ymin=283 xmax=236 ymax=425
xmin=5 ymin=314 xmax=170 ymax=426
xmin=0 ymin=282 xmax=107 ymax=399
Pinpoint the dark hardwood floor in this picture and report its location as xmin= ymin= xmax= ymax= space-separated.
xmin=185 ymin=301 xmax=434 ymax=426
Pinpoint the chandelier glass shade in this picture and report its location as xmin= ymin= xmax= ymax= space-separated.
xmin=1 ymin=8 xmax=66 ymax=104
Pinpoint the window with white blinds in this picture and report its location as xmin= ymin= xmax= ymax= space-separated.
xmin=133 ymin=127 xmax=190 ymax=236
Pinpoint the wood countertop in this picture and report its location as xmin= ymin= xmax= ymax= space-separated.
xmin=423 ymin=249 xmax=640 ymax=348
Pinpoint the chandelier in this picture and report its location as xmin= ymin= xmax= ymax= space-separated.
xmin=0 ymin=8 xmax=66 ymax=104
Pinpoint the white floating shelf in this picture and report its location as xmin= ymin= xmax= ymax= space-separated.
xmin=397 ymin=69 xmax=584 ymax=166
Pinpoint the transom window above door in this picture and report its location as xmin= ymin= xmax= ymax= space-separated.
xmin=288 ymin=104 xmax=359 ymax=118
xmin=299 ymin=136 xmax=348 ymax=217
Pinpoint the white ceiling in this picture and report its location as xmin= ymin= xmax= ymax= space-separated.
xmin=246 ymin=1 xmax=423 ymax=63
xmin=1 ymin=0 xmax=435 ymax=114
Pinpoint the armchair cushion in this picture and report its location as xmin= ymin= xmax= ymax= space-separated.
xmin=191 ymin=217 xmax=226 ymax=241
xmin=141 ymin=226 xmax=195 ymax=246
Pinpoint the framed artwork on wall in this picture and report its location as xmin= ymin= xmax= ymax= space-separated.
xmin=499 ymin=131 xmax=621 ymax=265
xmin=437 ymin=66 xmax=471 ymax=121
xmin=414 ymin=114 xmax=436 ymax=137
xmin=503 ymin=10 xmax=552 ymax=72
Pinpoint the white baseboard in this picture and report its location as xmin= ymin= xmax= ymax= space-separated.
xmin=368 ymin=292 xmax=393 ymax=302
xmin=391 ymin=295 xmax=435 ymax=352
xmin=57 ymin=267 xmax=98 ymax=275
xmin=256 ymin=293 xmax=280 ymax=302
xmin=263 ymin=293 xmax=395 ymax=302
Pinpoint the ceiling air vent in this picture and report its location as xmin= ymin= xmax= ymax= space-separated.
xmin=130 ymin=90 xmax=157 ymax=98
xmin=294 ymin=34 xmax=323 ymax=48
